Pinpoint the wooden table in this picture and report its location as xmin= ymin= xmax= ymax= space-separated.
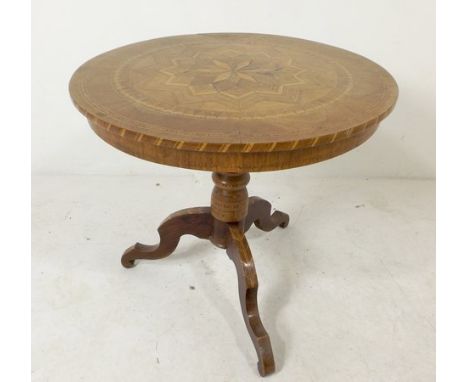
xmin=69 ymin=33 xmax=398 ymax=376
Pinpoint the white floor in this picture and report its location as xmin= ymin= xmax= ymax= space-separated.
xmin=32 ymin=174 xmax=435 ymax=382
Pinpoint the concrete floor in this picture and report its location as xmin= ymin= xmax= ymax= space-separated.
xmin=32 ymin=174 xmax=435 ymax=382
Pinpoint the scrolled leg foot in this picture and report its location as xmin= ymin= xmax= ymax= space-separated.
xmin=226 ymin=224 xmax=275 ymax=377
xmin=244 ymin=196 xmax=289 ymax=233
xmin=121 ymin=207 xmax=213 ymax=268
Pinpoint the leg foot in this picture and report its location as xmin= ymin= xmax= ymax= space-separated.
xmin=226 ymin=224 xmax=275 ymax=377
xmin=245 ymin=196 xmax=289 ymax=232
xmin=121 ymin=207 xmax=213 ymax=268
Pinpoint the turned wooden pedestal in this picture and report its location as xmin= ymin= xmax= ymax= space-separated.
xmin=121 ymin=173 xmax=288 ymax=376
xmin=69 ymin=33 xmax=398 ymax=376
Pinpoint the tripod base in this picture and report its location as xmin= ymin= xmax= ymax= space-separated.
xmin=121 ymin=173 xmax=289 ymax=377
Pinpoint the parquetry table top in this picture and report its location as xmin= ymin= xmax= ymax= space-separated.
xmin=69 ymin=33 xmax=398 ymax=172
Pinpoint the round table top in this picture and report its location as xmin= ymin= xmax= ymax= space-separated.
xmin=69 ymin=33 xmax=398 ymax=172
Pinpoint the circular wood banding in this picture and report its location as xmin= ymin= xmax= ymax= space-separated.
xmin=69 ymin=33 xmax=398 ymax=172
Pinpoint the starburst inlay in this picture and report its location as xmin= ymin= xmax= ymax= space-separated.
xmin=114 ymin=41 xmax=353 ymax=119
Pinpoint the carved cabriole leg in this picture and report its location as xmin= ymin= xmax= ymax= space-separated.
xmin=244 ymin=196 xmax=290 ymax=232
xmin=226 ymin=223 xmax=275 ymax=376
xmin=121 ymin=207 xmax=213 ymax=268
xmin=209 ymin=173 xmax=275 ymax=376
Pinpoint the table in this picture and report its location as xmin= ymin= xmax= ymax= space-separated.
xmin=69 ymin=33 xmax=398 ymax=376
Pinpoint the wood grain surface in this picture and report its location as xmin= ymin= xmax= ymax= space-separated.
xmin=69 ymin=33 xmax=398 ymax=172
xmin=119 ymin=192 xmax=290 ymax=376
